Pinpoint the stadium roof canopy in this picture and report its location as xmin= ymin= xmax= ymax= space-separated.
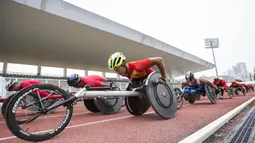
xmin=1 ymin=0 xmax=214 ymax=78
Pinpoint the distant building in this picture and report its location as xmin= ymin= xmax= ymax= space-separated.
xmin=227 ymin=69 xmax=235 ymax=78
xmin=227 ymin=63 xmax=249 ymax=81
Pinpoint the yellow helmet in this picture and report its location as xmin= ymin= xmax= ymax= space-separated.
xmin=108 ymin=52 xmax=126 ymax=70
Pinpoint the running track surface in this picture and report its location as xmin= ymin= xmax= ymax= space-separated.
xmin=0 ymin=93 xmax=254 ymax=143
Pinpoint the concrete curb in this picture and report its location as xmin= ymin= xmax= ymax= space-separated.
xmin=178 ymin=96 xmax=255 ymax=143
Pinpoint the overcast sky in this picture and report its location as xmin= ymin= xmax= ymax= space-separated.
xmin=2 ymin=0 xmax=255 ymax=78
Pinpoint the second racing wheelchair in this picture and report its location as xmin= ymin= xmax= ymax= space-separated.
xmin=216 ymin=86 xmax=233 ymax=99
xmin=174 ymin=84 xmax=217 ymax=109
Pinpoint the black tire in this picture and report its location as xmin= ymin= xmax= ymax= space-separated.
xmin=186 ymin=95 xmax=196 ymax=104
xmin=3 ymin=92 xmax=56 ymax=125
xmin=174 ymin=88 xmax=183 ymax=110
xmin=226 ymin=88 xmax=233 ymax=99
xmin=5 ymin=84 xmax=73 ymax=142
xmin=125 ymin=96 xmax=150 ymax=116
xmin=234 ymin=89 xmax=239 ymax=95
xmin=242 ymin=88 xmax=246 ymax=96
xmin=83 ymin=99 xmax=100 ymax=113
xmin=188 ymin=98 xmax=195 ymax=104
xmin=229 ymin=88 xmax=234 ymax=95
xmin=197 ymin=95 xmax=201 ymax=100
xmin=2 ymin=93 xmax=40 ymax=125
xmin=124 ymin=79 xmax=150 ymax=116
xmin=219 ymin=89 xmax=224 ymax=99
xmin=2 ymin=93 xmax=16 ymax=119
xmin=205 ymin=85 xmax=217 ymax=104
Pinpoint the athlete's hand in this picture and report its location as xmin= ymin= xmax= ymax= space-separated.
xmin=158 ymin=77 xmax=166 ymax=84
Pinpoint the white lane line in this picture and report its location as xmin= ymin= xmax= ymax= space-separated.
xmin=0 ymin=112 xmax=155 ymax=141
xmin=0 ymin=111 xmax=89 ymax=124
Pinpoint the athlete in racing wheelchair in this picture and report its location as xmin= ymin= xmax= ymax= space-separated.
xmin=3 ymin=79 xmax=59 ymax=124
xmin=174 ymin=71 xmax=219 ymax=109
xmin=108 ymin=52 xmax=168 ymax=83
xmin=244 ymin=84 xmax=254 ymax=92
xmin=184 ymin=71 xmax=218 ymax=101
xmin=108 ymin=52 xmax=169 ymax=115
xmin=229 ymin=81 xmax=246 ymax=96
xmin=66 ymin=74 xmax=126 ymax=113
xmin=67 ymin=74 xmax=110 ymax=88
xmin=213 ymin=77 xmax=233 ymax=99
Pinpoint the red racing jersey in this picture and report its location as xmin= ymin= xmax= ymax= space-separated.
xmin=78 ymin=75 xmax=107 ymax=88
xmin=242 ymin=84 xmax=249 ymax=88
xmin=213 ymin=79 xmax=228 ymax=90
xmin=230 ymin=82 xmax=244 ymax=88
xmin=246 ymin=84 xmax=252 ymax=88
xmin=20 ymin=80 xmax=49 ymax=97
xmin=125 ymin=58 xmax=154 ymax=80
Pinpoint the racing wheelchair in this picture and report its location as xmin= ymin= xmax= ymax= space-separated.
xmin=216 ymin=86 xmax=233 ymax=99
xmin=174 ymin=84 xmax=217 ymax=109
xmin=230 ymin=86 xmax=246 ymax=96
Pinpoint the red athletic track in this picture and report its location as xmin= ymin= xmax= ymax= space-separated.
xmin=0 ymin=93 xmax=254 ymax=143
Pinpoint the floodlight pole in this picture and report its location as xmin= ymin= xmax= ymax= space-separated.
xmin=210 ymin=41 xmax=219 ymax=77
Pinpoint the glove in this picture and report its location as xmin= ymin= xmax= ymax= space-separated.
xmin=215 ymin=88 xmax=220 ymax=95
xmin=219 ymin=87 xmax=224 ymax=90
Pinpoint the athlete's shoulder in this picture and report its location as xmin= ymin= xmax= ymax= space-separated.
xmin=198 ymin=76 xmax=206 ymax=81
xmin=21 ymin=80 xmax=37 ymax=84
xmin=128 ymin=58 xmax=150 ymax=64
xmin=128 ymin=58 xmax=151 ymax=70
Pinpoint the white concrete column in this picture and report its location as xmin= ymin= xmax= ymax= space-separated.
xmin=37 ymin=65 xmax=41 ymax=76
xmin=63 ymin=68 xmax=67 ymax=77
xmin=102 ymin=72 xmax=105 ymax=78
xmin=2 ymin=61 xmax=7 ymax=74
xmin=84 ymin=70 xmax=88 ymax=76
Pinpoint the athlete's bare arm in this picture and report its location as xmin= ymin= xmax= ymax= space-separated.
xmin=100 ymin=82 xmax=110 ymax=87
xmin=199 ymin=77 xmax=218 ymax=89
xmin=149 ymin=57 xmax=167 ymax=79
